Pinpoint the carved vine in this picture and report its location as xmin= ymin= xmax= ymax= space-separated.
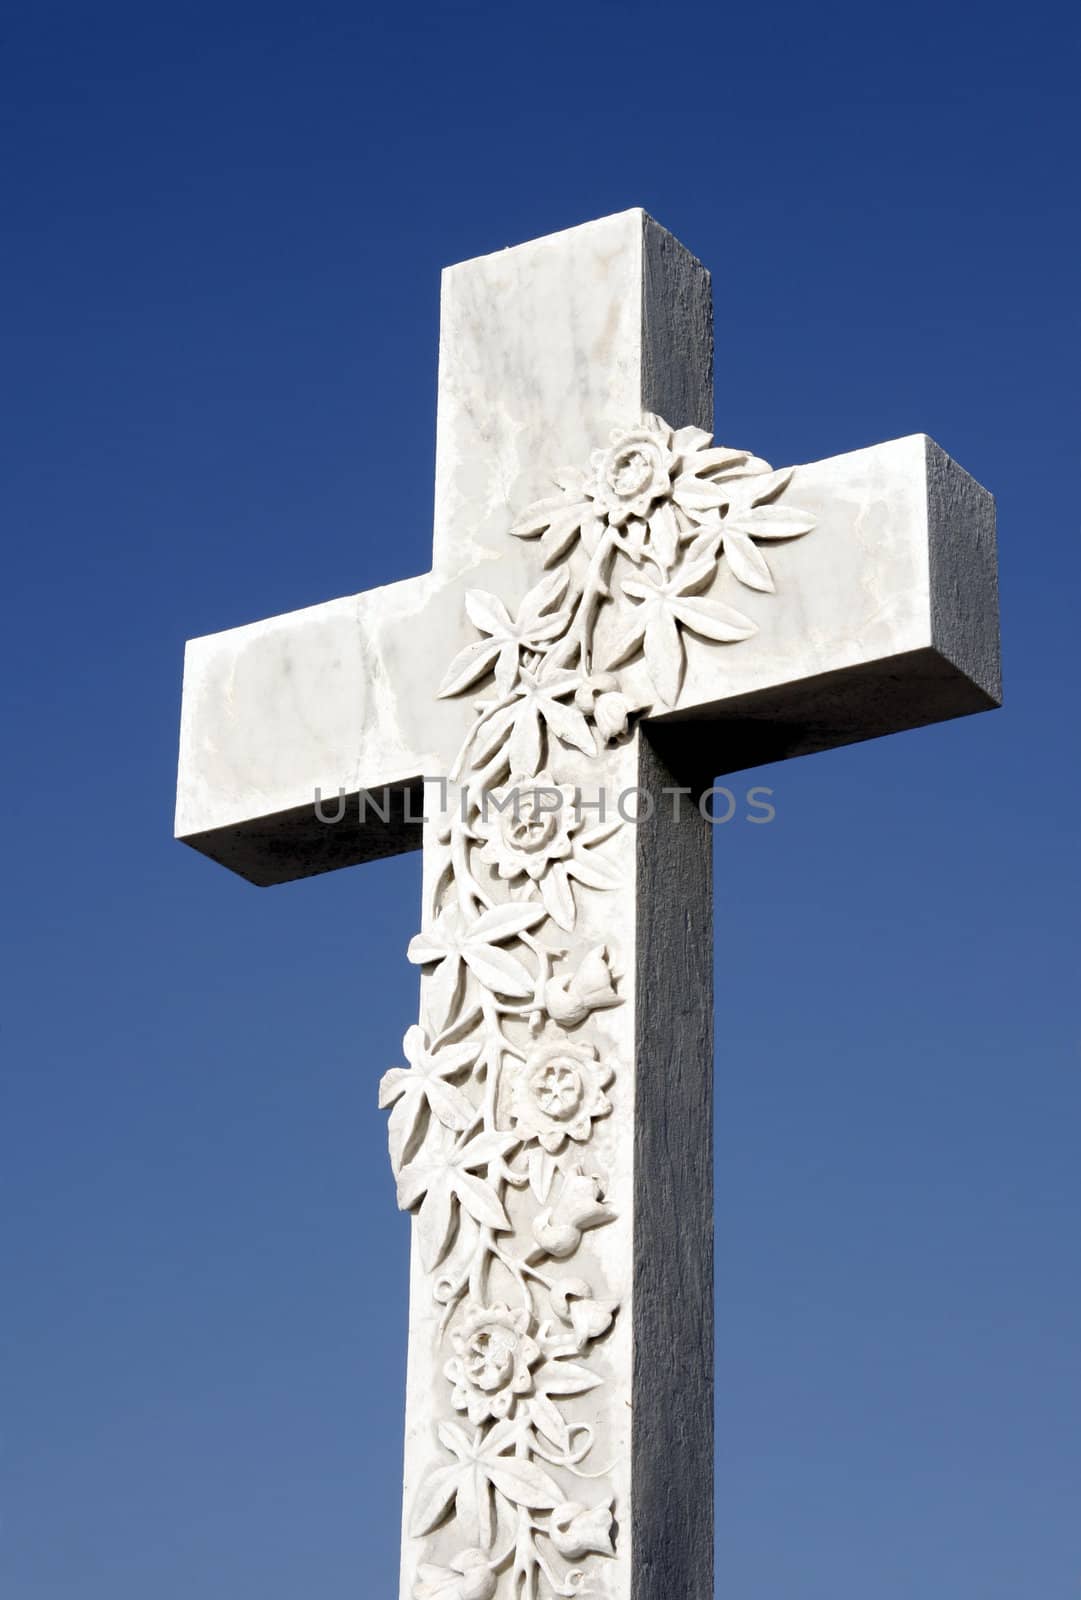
xmin=382 ymin=415 xmax=815 ymax=1599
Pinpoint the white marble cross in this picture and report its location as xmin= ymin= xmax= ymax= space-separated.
xmin=175 ymin=210 xmax=999 ymax=1600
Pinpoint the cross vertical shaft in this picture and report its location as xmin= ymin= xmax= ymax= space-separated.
xmin=398 ymin=214 xmax=716 ymax=1600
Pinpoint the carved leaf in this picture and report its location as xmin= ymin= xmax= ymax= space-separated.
xmin=378 ymin=1067 xmax=411 ymax=1109
xmin=536 ymin=1358 xmax=604 ymax=1396
xmin=528 ymin=1392 xmax=570 ymax=1451
xmin=423 ymin=1077 xmax=477 ymax=1133
xmin=518 ymin=567 xmax=570 ymax=628
xmin=509 ymin=496 xmax=586 ymax=542
xmin=509 ymin=704 xmax=543 ymax=776
xmin=469 ymin=903 xmax=548 ymax=942
xmin=468 ymin=702 xmax=519 ymax=768
xmin=425 ymin=952 xmax=463 ymax=1032
xmin=464 ymin=589 xmax=514 ymax=638
xmin=453 ymin=1171 xmax=511 ymax=1231
xmin=721 ymin=529 xmax=775 ymax=593
xmin=745 ymin=465 xmax=794 ymax=505
xmin=409 ymin=1461 xmax=464 ymax=1537
xmin=669 ymin=595 xmax=757 ymax=642
xmin=483 ymin=1455 xmax=564 ymax=1511
xmin=540 ymin=861 xmax=576 ymax=931
xmin=437 ymin=639 xmax=503 ymax=699
xmin=643 ymin=606 xmax=684 ymax=706
xmin=671 ymin=424 xmax=714 ymax=456
xmin=671 ymin=479 xmax=731 ymax=516
xmin=415 ymin=1176 xmax=456 ymax=1269
xmin=726 ymin=504 xmax=817 ymax=540
xmin=684 ymin=447 xmax=771 ymax=479
xmin=648 ymin=500 xmax=680 ymax=568
xmin=602 ymin=612 xmax=646 ymax=670
xmin=564 ymin=853 xmax=619 ymax=892
xmin=461 ymin=942 xmax=535 ymax=997
xmin=528 ymin=1148 xmax=557 ymax=1203
xmin=540 ymin=696 xmax=596 ymax=757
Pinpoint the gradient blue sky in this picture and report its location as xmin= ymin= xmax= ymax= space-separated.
xmin=3 ymin=4 xmax=1077 ymax=1596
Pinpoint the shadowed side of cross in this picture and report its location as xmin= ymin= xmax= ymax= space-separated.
xmin=175 ymin=210 xmax=999 ymax=1600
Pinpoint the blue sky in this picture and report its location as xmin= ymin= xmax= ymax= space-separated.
xmin=2 ymin=3 xmax=1077 ymax=1596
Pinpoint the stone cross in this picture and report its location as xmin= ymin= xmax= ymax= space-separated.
xmin=175 ymin=210 xmax=999 ymax=1600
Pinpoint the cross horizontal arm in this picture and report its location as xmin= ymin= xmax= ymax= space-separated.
xmin=175 ymin=434 xmax=998 ymax=886
xmin=174 ymin=570 xmax=477 ymax=885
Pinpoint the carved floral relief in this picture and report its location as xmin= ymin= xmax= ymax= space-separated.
xmin=381 ymin=415 xmax=815 ymax=1597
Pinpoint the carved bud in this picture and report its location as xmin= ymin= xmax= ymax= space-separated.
xmin=551 ymin=1276 xmax=619 ymax=1347
xmin=414 ymin=1548 xmax=496 ymax=1600
xmin=550 ymin=1499 xmax=616 ymax=1561
xmin=531 ymin=1170 xmax=614 ymax=1260
xmin=573 ymin=673 xmax=630 ymax=745
xmin=545 ymin=944 xmax=621 ymax=1027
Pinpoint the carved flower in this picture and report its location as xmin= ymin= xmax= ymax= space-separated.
xmin=472 ymin=777 xmax=620 ymax=932
xmin=474 ymin=775 xmax=577 ymax=883
xmin=545 ymin=944 xmax=621 ymax=1028
xmin=531 ymin=1168 xmax=615 ymax=1260
xmin=445 ymin=1302 xmax=541 ymax=1424
xmin=414 ymin=1549 xmax=496 ymax=1600
xmin=510 ymin=412 xmax=781 ymax=571
xmin=550 ymin=1499 xmax=616 ymax=1561
xmin=510 ymin=1040 xmax=612 ymax=1154
xmin=585 ymin=425 xmax=677 ymax=527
